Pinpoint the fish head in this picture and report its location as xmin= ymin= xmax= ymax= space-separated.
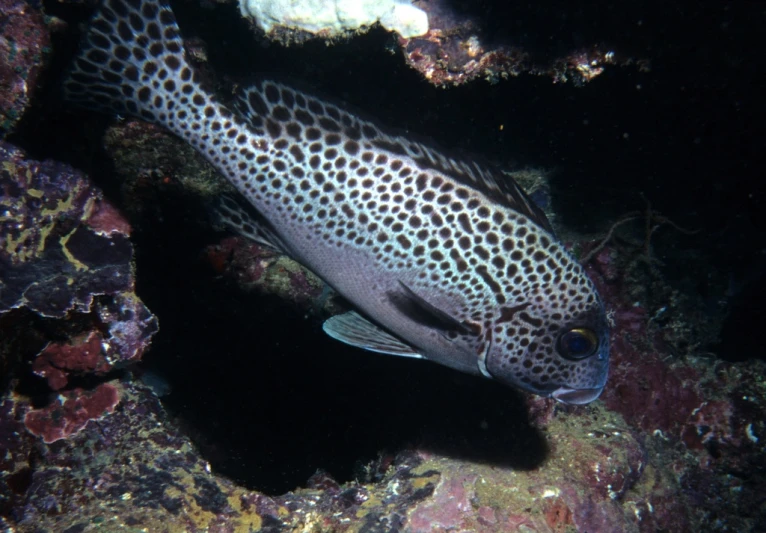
xmin=479 ymin=268 xmax=610 ymax=405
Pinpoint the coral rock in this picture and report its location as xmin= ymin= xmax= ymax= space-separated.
xmin=0 ymin=141 xmax=158 ymax=388
xmin=23 ymin=382 xmax=121 ymax=444
xmin=0 ymin=0 xmax=50 ymax=137
xmin=32 ymin=331 xmax=110 ymax=390
xmin=0 ymin=142 xmax=134 ymax=318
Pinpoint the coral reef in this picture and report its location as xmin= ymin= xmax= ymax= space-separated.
xmin=233 ymin=0 xmax=644 ymax=86
xmin=399 ymin=9 xmax=629 ymax=87
xmin=5 ymin=114 xmax=764 ymax=531
xmin=1 ymin=1 xmax=764 ymax=532
xmin=0 ymin=140 xmax=158 ymax=450
xmin=0 ymin=381 xmax=660 ymax=532
xmin=240 ymin=0 xmax=429 ymax=39
xmin=0 ymin=0 xmax=51 ymax=137
xmin=0 ymin=142 xmax=158 ymax=384
xmin=0 ymin=141 xmax=135 ymax=318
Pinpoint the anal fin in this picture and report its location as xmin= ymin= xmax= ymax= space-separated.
xmin=323 ymin=311 xmax=423 ymax=358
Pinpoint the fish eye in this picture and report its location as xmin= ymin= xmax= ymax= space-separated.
xmin=557 ymin=328 xmax=598 ymax=360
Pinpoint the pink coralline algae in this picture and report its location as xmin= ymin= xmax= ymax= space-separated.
xmin=32 ymin=331 xmax=110 ymax=391
xmin=583 ymin=243 xmax=749 ymax=452
xmin=23 ymin=382 xmax=121 ymax=444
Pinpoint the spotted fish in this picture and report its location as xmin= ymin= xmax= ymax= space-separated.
xmin=65 ymin=0 xmax=610 ymax=404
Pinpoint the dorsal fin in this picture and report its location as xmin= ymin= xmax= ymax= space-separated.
xmin=232 ymin=80 xmax=555 ymax=235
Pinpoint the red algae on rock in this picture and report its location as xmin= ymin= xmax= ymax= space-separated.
xmin=31 ymin=331 xmax=111 ymax=391
xmin=23 ymin=383 xmax=121 ymax=444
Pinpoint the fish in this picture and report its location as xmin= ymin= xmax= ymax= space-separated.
xmin=64 ymin=0 xmax=610 ymax=405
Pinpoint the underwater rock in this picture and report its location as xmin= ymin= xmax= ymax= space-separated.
xmin=23 ymin=382 xmax=121 ymax=443
xmin=204 ymin=235 xmax=344 ymax=315
xmin=230 ymin=0 xmax=642 ymax=86
xmin=2 ymin=381 xmax=652 ymax=532
xmin=0 ymin=141 xmax=157 ymax=388
xmin=0 ymin=0 xmax=51 ymax=138
xmin=581 ymin=239 xmax=766 ymax=531
xmin=0 ymin=141 xmax=134 ymax=318
xmin=400 ymin=1 xmax=645 ymax=86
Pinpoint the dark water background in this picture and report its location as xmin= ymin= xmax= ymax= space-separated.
xmin=11 ymin=0 xmax=765 ymax=494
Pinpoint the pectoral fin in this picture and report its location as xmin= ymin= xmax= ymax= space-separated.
xmin=391 ymin=281 xmax=480 ymax=336
xmin=323 ymin=311 xmax=423 ymax=358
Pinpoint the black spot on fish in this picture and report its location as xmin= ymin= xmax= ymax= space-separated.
xmin=266 ymin=119 xmax=281 ymax=138
xmin=147 ymin=21 xmax=161 ymax=40
xmin=295 ymin=109 xmax=314 ymax=126
xmin=265 ymin=84 xmax=280 ymax=103
xmin=320 ymin=118 xmax=341 ymax=132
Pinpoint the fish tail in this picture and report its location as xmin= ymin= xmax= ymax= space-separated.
xmin=65 ymin=0 xmax=199 ymax=128
xmin=66 ymin=0 xmax=268 ymax=205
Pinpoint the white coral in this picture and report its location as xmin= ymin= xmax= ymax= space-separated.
xmin=239 ymin=0 xmax=429 ymax=38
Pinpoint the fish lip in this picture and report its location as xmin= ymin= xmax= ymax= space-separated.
xmin=551 ymin=386 xmax=603 ymax=405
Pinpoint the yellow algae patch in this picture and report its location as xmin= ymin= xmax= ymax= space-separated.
xmin=40 ymin=188 xmax=79 ymax=218
xmin=3 ymin=227 xmax=36 ymax=261
xmin=411 ymin=472 xmax=440 ymax=490
xmin=59 ymin=228 xmax=89 ymax=271
xmin=226 ymin=492 xmax=264 ymax=533
xmin=355 ymin=492 xmax=383 ymax=518
xmin=2 ymin=161 xmax=17 ymax=175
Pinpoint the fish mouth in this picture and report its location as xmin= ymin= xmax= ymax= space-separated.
xmin=551 ymin=386 xmax=603 ymax=405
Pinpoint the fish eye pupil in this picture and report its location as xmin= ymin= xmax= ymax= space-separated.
xmin=567 ymin=334 xmax=590 ymax=354
xmin=558 ymin=328 xmax=597 ymax=360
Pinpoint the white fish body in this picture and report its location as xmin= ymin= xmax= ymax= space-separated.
xmin=65 ymin=0 xmax=610 ymax=404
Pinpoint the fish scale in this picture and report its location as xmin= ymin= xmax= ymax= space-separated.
xmin=65 ymin=0 xmax=610 ymax=404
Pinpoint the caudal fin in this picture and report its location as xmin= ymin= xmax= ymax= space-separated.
xmin=65 ymin=0 xmax=196 ymax=125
